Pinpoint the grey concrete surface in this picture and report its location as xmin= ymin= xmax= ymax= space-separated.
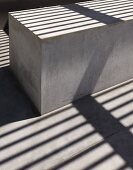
xmin=9 ymin=0 xmax=133 ymax=114
xmin=0 ymin=79 xmax=133 ymax=170
xmin=0 ymin=0 xmax=86 ymax=31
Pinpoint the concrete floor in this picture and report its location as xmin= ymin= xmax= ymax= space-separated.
xmin=0 ymin=30 xmax=133 ymax=170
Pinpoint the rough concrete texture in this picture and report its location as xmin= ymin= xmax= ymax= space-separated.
xmin=0 ymin=78 xmax=133 ymax=170
xmin=9 ymin=0 xmax=133 ymax=114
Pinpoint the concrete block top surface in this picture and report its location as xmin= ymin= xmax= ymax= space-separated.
xmin=10 ymin=0 xmax=133 ymax=39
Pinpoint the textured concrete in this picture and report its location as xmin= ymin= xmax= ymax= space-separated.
xmin=0 ymin=79 xmax=133 ymax=170
xmin=9 ymin=0 xmax=133 ymax=114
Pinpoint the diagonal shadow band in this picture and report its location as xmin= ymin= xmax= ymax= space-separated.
xmin=63 ymin=3 xmax=122 ymax=25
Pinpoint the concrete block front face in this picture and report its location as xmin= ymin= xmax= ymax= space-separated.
xmin=9 ymin=15 xmax=42 ymax=111
xmin=9 ymin=0 xmax=133 ymax=114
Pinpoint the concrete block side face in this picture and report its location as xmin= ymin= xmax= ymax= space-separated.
xmin=9 ymin=14 xmax=41 ymax=112
xmin=41 ymin=21 xmax=133 ymax=114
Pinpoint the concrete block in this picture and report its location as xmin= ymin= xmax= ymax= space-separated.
xmin=0 ymin=0 xmax=84 ymax=30
xmin=9 ymin=0 xmax=133 ymax=114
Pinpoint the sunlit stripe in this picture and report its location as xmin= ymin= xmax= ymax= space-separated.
xmin=34 ymin=20 xmax=100 ymax=35
xmin=30 ymin=17 xmax=92 ymax=31
xmin=11 ymin=5 xmax=63 ymax=15
xmin=90 ymin=2 xmax=133 ymax=12
xmin=78 ymin=0 xmax=128 ymax=6
xmin=114 ymin=12 xmax=133 ymax=18
xmin=82 ymin=0 xmax=131 ymax=8
xmin=18 ymin=10 xmax=76 ymax=22
xmin=25 ymin=15 xmax=88 ymax=28
xmin=21 ymin=13 xmax=83 ymax=24
xmin=39 ymin=23 xmax=105 ymax=39
xmin=14 ymin=8 xmax=69 ymax=19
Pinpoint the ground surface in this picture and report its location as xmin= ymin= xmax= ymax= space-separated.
xmin=0 ymin=30 xmax=133 ymax=170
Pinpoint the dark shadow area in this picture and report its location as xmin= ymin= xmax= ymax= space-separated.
xmin=72 ymin=96 xmax=133 ymax=169
xmin=64 ymin=4 xmax=133 ymax=168
xmin=0 ymin=105 xmax=72 ymax=138
xmin=0 ymin=66 xmax=39 ymax=126
xmin=0 ymin=1 xmax=133 ymax=169
xmin=0 ymin=30 xmax=39 ymax=126
xmin=63 ymin=3 xmax=122 ymax=24
xmin=1 ymin=86 xmax=132 ymax=169
xmin=63 ymin=4 xmax=133 ymax=169
xmin=0 ymin=65 xmax=132 ymax=169
xmin=0 ymin=0 xmax=88 ymax=10
xmin=3 ymin=19 xmax=8 ymax=35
